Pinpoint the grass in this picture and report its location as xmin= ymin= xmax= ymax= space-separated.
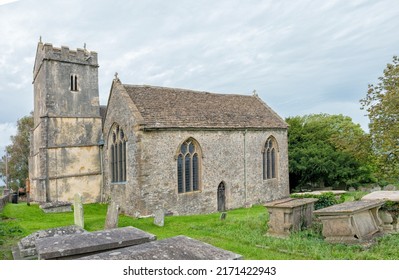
xmin=1 ymin=202 xmax=399 ymax=260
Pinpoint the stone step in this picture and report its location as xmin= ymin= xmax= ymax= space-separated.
xmin=77 ymin=235 xmax=242 ymax=260
xmin=35 ymin=226 xmax=156 ymax=260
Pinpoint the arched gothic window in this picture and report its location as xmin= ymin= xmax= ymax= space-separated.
xmin=263 ymin=137 xmax=278 ymax=180
xmin=177 ymin=138 xmax=201 ymax=193
xmin=110 ymin=124 xmax=127 ymax=183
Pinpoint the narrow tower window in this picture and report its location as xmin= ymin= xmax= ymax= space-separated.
xmin=70 ymin=74 xmax=78 ymax=91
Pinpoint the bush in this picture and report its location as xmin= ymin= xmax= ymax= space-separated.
xmin=291 ymin=192 xmax=344 ymax=210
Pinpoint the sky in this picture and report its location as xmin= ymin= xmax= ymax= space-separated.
xmin=1 ymin=0 xmax=399 ymax=155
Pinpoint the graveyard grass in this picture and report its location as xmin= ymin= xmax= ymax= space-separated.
xmin=1 ymin=202 xmax=399 ymax=260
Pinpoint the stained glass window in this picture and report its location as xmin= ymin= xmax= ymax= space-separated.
xmin=110 ymin=124 xmax=127 ymax=183
xmin=177 ymin=139 xmax=201 ymax=193
xmin=263 ymin=137 xmax=278 ymax=180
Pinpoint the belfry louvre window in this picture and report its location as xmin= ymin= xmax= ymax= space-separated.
xmin=263 ymin=137 xmax=278 ymax=180
xmin=110 ymin=124 xmax=127 ymax=183
xmin=177 ymin=139 xmax=201 ymax=193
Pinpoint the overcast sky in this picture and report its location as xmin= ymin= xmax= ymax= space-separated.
xmin=1 ymin=0 xmax=399 ymax=155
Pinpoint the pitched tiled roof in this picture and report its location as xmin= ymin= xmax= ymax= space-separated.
xmin=123 ymin=84 xmax=287 ymax=130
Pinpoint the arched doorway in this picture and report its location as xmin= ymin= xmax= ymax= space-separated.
xmin=217 ymin=182 xmax=226 ymax=212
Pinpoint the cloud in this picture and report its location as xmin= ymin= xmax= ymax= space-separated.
xmin=0 ymin=122 xmax=16 ymax=152
xmin=0 ymin=0 xmax=18 ymax=6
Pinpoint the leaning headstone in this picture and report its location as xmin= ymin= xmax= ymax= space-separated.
xmin=153 ymin=208 xmax=165 ymax=227
xmin=105 ymin=201 xmax=120 ymax=229
xmin=74 ymin=193 xmax=84 ymax=228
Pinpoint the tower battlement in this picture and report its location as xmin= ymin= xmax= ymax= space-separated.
xmin=33 ymin=42 xmax=98 ymax=79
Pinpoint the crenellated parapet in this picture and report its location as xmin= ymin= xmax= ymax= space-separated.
xmin=33 ymin=42 xmax=98 ymax=81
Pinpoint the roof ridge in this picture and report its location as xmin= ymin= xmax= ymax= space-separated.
xmin=122 ymin=83 xmax=253 ymax=97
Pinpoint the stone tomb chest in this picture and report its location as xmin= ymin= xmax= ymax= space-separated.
xmin=361 ymin=191 xmax=399 ymax=233
xmin=314 ymin=200 xmax=384 ymax=243
xmin=265 ymin=198 xmax=318 ymax=237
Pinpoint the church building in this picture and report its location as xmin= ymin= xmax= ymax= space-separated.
xmin=29 ymin=42 xmax=290 ymax=216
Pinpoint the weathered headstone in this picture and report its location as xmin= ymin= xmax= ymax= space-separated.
xmin=105 ymin=201 xmax=120 ymax=229
xmin=153 ymin=208 xmax=165 ymax=227
xmin=74 ymin=193 xmax=84 ymax=228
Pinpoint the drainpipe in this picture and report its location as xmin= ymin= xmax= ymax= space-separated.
xmin=45 ymin=115 xmax=50 ymax=202
xmin=243 ymin=129 xmax=247 ymax=204
xmin=98 ymin=136 xmax=105 ymax=203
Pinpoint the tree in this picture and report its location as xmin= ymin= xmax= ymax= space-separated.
xmin=360 ymin=56 xmax=399 ymax=182
xmin=0 ymin=113 xmax=33 ymax=191
xmin=286 ymin=114 xmax=376 ymax=191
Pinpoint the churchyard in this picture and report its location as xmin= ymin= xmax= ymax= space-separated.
xmin=1 ymin=189 xmax=399 ymax=260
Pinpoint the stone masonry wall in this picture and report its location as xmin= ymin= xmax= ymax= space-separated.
xmin=134 ymin=128 xmax=289 ymax=216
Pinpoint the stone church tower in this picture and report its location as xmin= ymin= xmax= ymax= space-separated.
xmin=29 ymin=42 xmax=103 ymax=203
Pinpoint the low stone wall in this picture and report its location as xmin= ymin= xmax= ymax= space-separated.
xmin=0 ymin=194 xmax=9 ymax=211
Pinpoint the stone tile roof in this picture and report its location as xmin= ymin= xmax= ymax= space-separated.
xmin=123 ymin=84 xmax=288 ymax=130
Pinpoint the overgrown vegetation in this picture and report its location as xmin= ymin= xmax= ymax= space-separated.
xmin=286 ymin=114 xmax=377 ymax=191
xmin=360 ymin=55 xmax=399 ymax=182
xmin=1 ymin=202 xmax=399 ymax=260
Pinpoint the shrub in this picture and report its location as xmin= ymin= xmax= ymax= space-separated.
xmin=291 ymin=192 xmax=344 ymax=210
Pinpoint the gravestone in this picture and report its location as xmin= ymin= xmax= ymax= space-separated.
xmin=362 ymin=191 xmax=399 ymax=232
xmin=77 ymin=235 xmax=242 ymax=260
xmin=265 ymin=197 xmax=318 ymax=237
xmin=35 ymin=226 xmax=156 ymax=260
xmin=153 ymin=208 xmax=165 ymax=227
xmin=105 ymin=201 xmax=120 ymax=229
xmin=74 ymin=193 xmax=84 ymax=228
xmin=12 ymin=225 xmax=86 ymax=260
xmin=314 ymin=200 xmax=385 ymax=243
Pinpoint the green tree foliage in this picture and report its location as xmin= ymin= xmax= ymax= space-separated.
xmin=360 ymin=56 xmax=399 ymax=182
xmin=0 ymin=113 xmax=33 ymax=191
xmin=286 ymin=114 xmax=376 ymax=191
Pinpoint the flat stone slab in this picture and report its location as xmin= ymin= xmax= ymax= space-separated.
xmin=265 ymin=197 xmax=318 ymax=208
xmin=361 ymin=191 xmax=399 ymax=202
xmin=77 ymin=235 xmax=242 ymax=260
xmin=314 ymin=200 xmax=385 ymax=215
xmin=36 ymin=226 xmax=156 ymax=260
xmin=13 ymin=225 xmax=86 ymax=260
xmin=39 ymin=201 xmax=72 ymax=213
